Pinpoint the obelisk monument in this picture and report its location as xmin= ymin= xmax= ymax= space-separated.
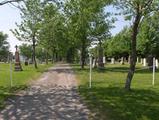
xmin=14 ymin=45 xmax=23 ymax=71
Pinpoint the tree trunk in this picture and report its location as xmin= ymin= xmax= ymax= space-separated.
xmin=147 ymin=54 xmax=153 ymax=70
xmin=55 ymin=52 xmax=58 ymax=62
xmin=46 ymin=52 xmax=48 ymax=65
xmin=32 ymin=36 xmax=38 ymax=69
xmin=94 ymin=57 xmax=97 ymax=68
xmin=81 ymin=40 xmax=86 ymax=69
xmin=98 ymin=40 xmax=104 ymax=68
xmin=51 ymin=53 xmax=54 ymax=64
xmin=125 ymin=9 xmax=141 ymax=91
xmin=120 ymin=57 xmax=124 ymax=65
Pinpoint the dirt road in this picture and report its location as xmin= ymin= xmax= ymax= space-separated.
xmin=0 ymin=64 xmax=90 ymax=120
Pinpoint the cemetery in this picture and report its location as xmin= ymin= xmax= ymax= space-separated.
xmin=0 ymin=0 xmax=159 ymax=120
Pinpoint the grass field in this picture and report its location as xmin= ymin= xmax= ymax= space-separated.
xmin=0 ymin=63 xmax=52 ymax=108
xmin=73 ymin=63 xmax=159 ymax=120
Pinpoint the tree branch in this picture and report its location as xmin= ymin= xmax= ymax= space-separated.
xmin=143 ymin=0 xmax=153 ymax=8
xmin=0 ymin=0 xmax=22 ymax=6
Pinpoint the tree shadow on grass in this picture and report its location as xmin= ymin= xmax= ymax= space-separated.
xmin=0 ymin=85 xmax=28 ymax=109
xmin=79 ymin=86 xmax=159 ymax=120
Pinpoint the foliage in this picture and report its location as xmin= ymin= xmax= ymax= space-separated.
xmin=114 ymin=0 xmax=159 ymax=90
xmin=19 ymin=44 xmax=32 ymax=59
xmin=35 ymin=46 xmax=47 ymax=62
xmin=137 ymin=12 xmax=159 ymax=58
xmin=64 ymin=0 xmax=111 ymax=68
xmin=12 ymin=0 xmax=43 ymax=68
xmin=39 ymin=3 xmax=67 ymax=61
xmin=0 ymin=32 xmax=9 ymax=62
xmin=105 ymin=27 xmax=131 ymax=57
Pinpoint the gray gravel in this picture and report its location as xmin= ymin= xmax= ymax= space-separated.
xmin=0 ymin=64 xmax=91 ymax=120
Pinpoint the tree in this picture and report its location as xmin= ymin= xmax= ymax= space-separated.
xmin=12 ymin=0 xmax=42 ymax=69
xmin=64 ymin=0 xmax=110 ymax=68
xmin=137 ymin=12 xmax=159 ymax=68
xmin=105 ymin=27 xmax=131 ymax=61
xmin=19 ymin=44 xmax=32 ymax=60
xmin=39 ymin=3 xmax=67 ymax=63
xmin=35 ymin=46 xmax=47 ymax=63
xmin=0 ymin=32 xmax=9 ymax=62
xmin=115 ymin=0 xmax=159 ymax=90
xmin=137 ymin=12 xmax=159 ymax=58
xmin=89 ymin=11 xmax=112 ymax=68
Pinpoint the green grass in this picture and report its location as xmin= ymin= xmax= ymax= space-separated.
xmin=0 ymin=63 xmax=53 ymax=108
xmin=73 ymin=63 xmax=159 ymax=120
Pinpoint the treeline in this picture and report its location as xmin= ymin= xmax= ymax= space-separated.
xmin=103 ymin=12 xmax=159 ymax=65
xmin=11 ymin=0 xmax=112 ymax=69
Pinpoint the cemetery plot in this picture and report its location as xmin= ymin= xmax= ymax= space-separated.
xmin=74 ymin=63 xmax=159 ymax=120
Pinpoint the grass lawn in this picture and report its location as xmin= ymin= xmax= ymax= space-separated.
xmin=0 ymin=63 xmax=53 ymax=108
xmin=73 ymin=63 xmax=159 ymax=120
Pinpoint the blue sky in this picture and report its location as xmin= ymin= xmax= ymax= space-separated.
xmin=0 ymin=4 xmax=130 ymax=52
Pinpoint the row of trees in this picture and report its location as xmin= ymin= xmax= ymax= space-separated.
xmin=12 ymin=0 xmax=112 ymax=69
xmin=1 ymin=0 xmax=159 ymax=90
xmin=103 ymin=12 xmax=159 ymax=66
xmin=104 ymin=12 xmax=159 ymax=60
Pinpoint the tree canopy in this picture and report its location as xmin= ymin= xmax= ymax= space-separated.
xmin=0 ymin=32 xmax=9 ymax=62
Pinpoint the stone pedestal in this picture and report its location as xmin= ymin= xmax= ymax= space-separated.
xmin=14 ymin=46 xmax=23 ymax=71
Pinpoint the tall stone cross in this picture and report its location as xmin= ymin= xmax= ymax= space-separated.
xmin=14 ymin=45 xmax=23 ymax=71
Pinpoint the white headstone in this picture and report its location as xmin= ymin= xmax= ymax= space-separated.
xmin=103 ymin=57 xmax=106 ymax=64
xmin=143 ymin=58 xmax=147 ymax=66
xmin=156 ymin=59 xmax=158 ymax=68
xmin=137 ymin=57 xmax=139 ymax=63
xmin=111 ymin=58 xmax=115 ymax=64
xmin=120 ymin=57 xmax=124 ymax=64
xmin=93 ymin=59 xmax=95 ymax=67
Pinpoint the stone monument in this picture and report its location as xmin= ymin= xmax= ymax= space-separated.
xmin=14 ymin=45 xmax=23 ymax=71
xmin=156 ymin=59 xmax=158 ymax=69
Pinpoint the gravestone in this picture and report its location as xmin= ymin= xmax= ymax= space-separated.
xmin=143 ymin=58 xmax=147 ymax=67
xmin=156 ymin=59 xmax=159 ymax=68
xmin=111 ymin=58 xmax=115 ymax=64
xmin=92 ymin=59 xmax=95 ymax=68
xmin=103 ymin=57 xmax=106 ymax=64
xmin=137 ymin=57 xmax=139 ymax=63
xmin=14 ymin=45 xmax=23 ymax=71
xmin=120 ymin=57 xmax=124 ymax=65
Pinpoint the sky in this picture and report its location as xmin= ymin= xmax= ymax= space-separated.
xmin=0 ymin=3 xmax=22 ymax=52
xmin=0 ymin=3 xmax=130 ymax=52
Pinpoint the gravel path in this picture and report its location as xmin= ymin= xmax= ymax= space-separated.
xmin=0 ymin=64 xmax=91 ymax=120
